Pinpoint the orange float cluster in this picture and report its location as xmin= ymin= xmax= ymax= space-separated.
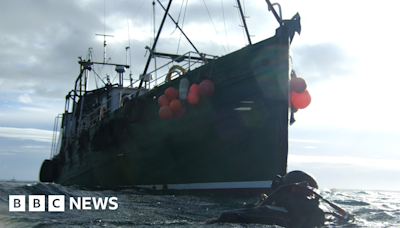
xmin=158 ymin=87 xmax=185 ymax=120
xmin=290 ymin=77 xmax=311 ymax=109
xmin=158 ymin=79 xmax=215 ymax=120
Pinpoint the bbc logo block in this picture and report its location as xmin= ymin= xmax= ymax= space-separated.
xmin=29 ymin=195 xmax=45 ymax=212
xmin=9 ymin=195 xmax=25 ymax=212
xmin=48 ymin=195 xmax=65 ymax=212
xmin=9 ymin=195 xmax=65 ymax=212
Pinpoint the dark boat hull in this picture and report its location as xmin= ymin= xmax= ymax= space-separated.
xmin=44 ymin=27 xmax=291 ymax=194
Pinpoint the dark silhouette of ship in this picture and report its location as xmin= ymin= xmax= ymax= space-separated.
xmin=40 ymin=0 xmax=304 ymax=194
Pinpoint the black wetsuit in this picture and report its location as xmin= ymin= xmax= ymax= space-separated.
xmin=262 ymin=182 xmax=325 ymax=226
xmin=207 ymin=182 xmax=325 ymax=227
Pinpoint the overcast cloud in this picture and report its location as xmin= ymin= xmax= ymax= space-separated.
xmin=292 ymin=42 xmax=358 ymax=84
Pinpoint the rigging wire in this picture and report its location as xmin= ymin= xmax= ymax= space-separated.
xmin=112 ymin=73 xmax=118 ymax=84
xmin=108 ymin=0 xmax=146 ymax=68
xmin=105 ymin=0 xmax=147 ymax=88
xmin=203 ymin=0 xmax=227 ymax=54
xmin=127 ymin=18 xmax=132 ymax=86
xmin=86 ymin=50 xmax=97 ymax=89
xmin=176 ymin=0 xmax=185 ymax=24
xmin=221 ymin=0 xmax=230 ymax=53
xmin=92 ymin=69 xmax=107 ymax=86
xmin=176 ymin=0 xmax=188 ymax=54
xmin=91 ymin=49 xmax=103 ymax=89
xmin=126 ymin=0 xmax=146 ymax=53
xmin=89 ymin=49 xmax=98 ymax=89
xmin=134 ymin=0 xmax=147 ymax=20
xmin=170 ymin=0 xmax=185 ymax=35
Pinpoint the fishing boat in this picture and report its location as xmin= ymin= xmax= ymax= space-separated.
xmin=39 ymin=0 xmax=309 ymax=194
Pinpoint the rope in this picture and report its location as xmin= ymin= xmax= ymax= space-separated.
xmin=112 ymin=73 xmax=118 ymax=84
xmin=92 ymin=69 xmax=107 ymax=86
xmin=176 ymin=0 xmax=185 ymax=26
xmin=91 ymin=49 xmax=105 ymax=89
xmin=177 ymin=0 xmax=188 ymax=54
xmin=169 ymin=0 xmax=184 ymax=36
xmin=203 ymin=0 xmax=227 ymax=54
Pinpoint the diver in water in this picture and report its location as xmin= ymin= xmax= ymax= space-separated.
xmin=206 ymin=170 xmax=354 ymax=227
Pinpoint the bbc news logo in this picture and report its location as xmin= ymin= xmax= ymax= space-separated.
xmin=9 ymin=195 xmax=118 ymax=212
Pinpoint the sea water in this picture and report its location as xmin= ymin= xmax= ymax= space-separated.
xmin=0 ymin=181 xmax=399 ymax=228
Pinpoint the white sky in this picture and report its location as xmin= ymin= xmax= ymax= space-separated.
xmin=0 ymin=0 xmax=399 ymax=191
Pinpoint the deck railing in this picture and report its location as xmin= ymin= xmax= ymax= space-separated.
xmin=130 ymin=51 xmax=217 ymax=89
xmin=50 ymin=114 xmax=63 ymax=158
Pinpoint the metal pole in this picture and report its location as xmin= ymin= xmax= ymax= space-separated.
xmin=95 ymin=34 xmax=114 ymax=63
xmin=139 ymin=0 xmax=173 ymax=89
xmin=265 ymin=0 xmax=283 ymax=26
xmin=236 ymin=0 xmax=252 ymax=45
xmin=157 ymin=0 xmax=200 ymax=54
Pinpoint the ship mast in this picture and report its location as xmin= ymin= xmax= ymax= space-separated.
xmin=156 ymin=0 xmax=200 ymax=55
xmin=138 ymin=0 xmax=202 ymax=90
xmin=138 ymin=0 xmax=173 ymax=90
xmin=236 ymin=0 xmax=252 ymax=45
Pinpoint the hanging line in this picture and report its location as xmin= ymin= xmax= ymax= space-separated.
xmin=203 ymin=0 xmax=227 ymax=54
xmin=170 ymin=0 xmax=185 ymax=35
xmin=177 ymin=0 xmax=188 ymax=54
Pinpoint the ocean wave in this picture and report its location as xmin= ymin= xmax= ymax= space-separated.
xmin=1 ymin=181 xmax=399 ymax=227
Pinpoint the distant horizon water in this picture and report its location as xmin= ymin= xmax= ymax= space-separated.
xmin=1 ymin=180 xmax=399 ymax=193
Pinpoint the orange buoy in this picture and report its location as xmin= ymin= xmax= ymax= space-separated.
xmin=173 ymin=106 xmax=187 ymax=118
xmin=165 ymin=87 xmax=178 ymax=101
xmin=198 ymin=80 xmax=215 ymax=97
xmin=158 ymin=95 xmax=169 ymax=107
xmin=188 ymin=84 xmax=200 ymax=105
xmin=159 ymin=105 xmax=173 ymax=120
xmin=170 ymin=99 xmax=182 ymax=112
xmin=291 ymin=90 xmax=311 ymax=109
xmin=290 ymin=77 xmax=307 ymax=94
